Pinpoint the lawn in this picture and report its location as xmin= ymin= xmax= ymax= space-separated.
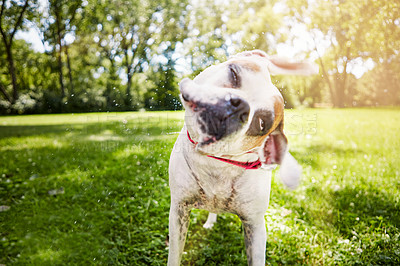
xmin=1 ymin=109 xmax=399 ymax=265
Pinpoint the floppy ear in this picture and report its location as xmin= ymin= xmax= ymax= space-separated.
xmin=267 ymin=55 xmax=319 ymax=76
xmin=233 ymin=50 xmax=319 ymax=76
xmin=261 ymin=124 xmax=301 ymax=189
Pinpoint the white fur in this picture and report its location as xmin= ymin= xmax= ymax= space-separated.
xmin=279 ymin=151 xmax=302 ymax=190
xmin=203 ymin=212 xmax=217 ymax=229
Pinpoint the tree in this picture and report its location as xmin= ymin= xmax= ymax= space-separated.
xmin=41 ymin=0 xmax=84 ymax=99
xmin=0 ymin=0 xmax=36 ymax=103
xmin=182 ymin=0 xmax=230 ymax=74
xmin=144 ymin=0 xmax=189 ymax=110
xmin=362 ymin=0 xmax=400 ymax=106
xmin=85 ymin=0 xmax=189 ymax=109
xmin=228 ymin=0 xmax=284 ymax=53
xmin=306 ymin=0 xmax=400 ymax=107
xmin=145 ymin=47 xmax=181 ymax=110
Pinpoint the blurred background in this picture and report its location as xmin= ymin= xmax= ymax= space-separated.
xmin=0 ymin=0 xmax=399 ymax=114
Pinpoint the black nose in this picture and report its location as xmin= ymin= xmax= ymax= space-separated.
xmin=197 ymin=95 xmax=250 ymax=141
xmin=230 ymin=97 xmax=241 ymax=107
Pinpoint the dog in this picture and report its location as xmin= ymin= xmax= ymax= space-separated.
xmin=168 ymin=50 xmax=318 ymax=265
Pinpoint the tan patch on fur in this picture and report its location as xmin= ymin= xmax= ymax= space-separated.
xmin=241 ymin=135 xmax=268 ymax=152
xmin=272 ymin=95 xmax=284 ymax=131
xmin=230 ymin=60 xmax=261 ymax=72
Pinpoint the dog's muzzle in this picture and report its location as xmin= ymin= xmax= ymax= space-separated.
xmin=181 ymin=91 xmax=250 ymax=144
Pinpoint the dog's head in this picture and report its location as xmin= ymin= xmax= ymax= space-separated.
xmin=180 ymin=50 xmax=318 ymax=188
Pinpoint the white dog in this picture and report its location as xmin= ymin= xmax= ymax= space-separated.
xmin=168 ymin=50 xmax=318 ymax=265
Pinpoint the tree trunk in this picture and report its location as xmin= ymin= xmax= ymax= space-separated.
xmin=4 ymin=43 xmax=18 ymax=103
xmin=56 ymin=13 xmax=65 ymax=98
xmin=125 ymin=71 xmax=133 ymax=108
xmin=312 ymin=37 xmax=335 ymax=107
xmin=334 ymin=74 xmax=345 ymax=108
xmin=125 ymin=48 xmax=132 ymax=107
xmin=57 ymin=45 xmax=65 ymax=98
xmin=335 ymin=48 xmax=351 ymax=108
xmin=341 ymin=67 xmax=349 ymax=107
xmin=65 ymin=44 xmax=74 ymax=95
xmin=0 ymin=0 xmax=29 ymax=104
xmin=0 ymin=81 xmax=11 ymax=102
xmin=106 ymin=56 xmax=116 ymax=107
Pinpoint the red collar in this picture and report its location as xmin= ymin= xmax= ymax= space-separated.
xmin=187 ymin=131 xmax=262 ymax=170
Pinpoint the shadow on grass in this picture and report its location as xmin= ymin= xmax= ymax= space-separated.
xmin=274 ymin=140 xmax=400 ymax=264
xmin=327 ymin=186 xmax=400 ymax=264
xmin=183 ymin=212 xmax=247 ymax=265
xmin=331 ymin=186 xmax=400 ymax=234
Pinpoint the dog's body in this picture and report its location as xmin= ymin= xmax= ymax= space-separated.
xmin=168 ymin=50 xmax=318 ymax=265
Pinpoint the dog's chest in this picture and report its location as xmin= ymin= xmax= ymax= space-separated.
xmin=191 ymin=180 xmax=237 ymax=213
xmin=185 ymin=168 xmax=244 ymax=214
xmin=174 ymin=136 xmax=271 ymax=214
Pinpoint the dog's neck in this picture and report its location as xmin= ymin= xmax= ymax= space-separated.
xmin=186 ymin=130 xmax=263 ymax=170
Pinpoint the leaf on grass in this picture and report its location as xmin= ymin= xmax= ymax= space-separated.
xmin=29 ymin=174 xmax=39 ymax=180
xmin=48 ymin=188 xmax=65 ymax=196
xmin=281 ymin=207 xmax=292 ymax=217
xmin=0 ymin=205 xmax=10 ymax=212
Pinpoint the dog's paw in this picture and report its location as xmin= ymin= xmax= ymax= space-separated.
xmin=203 ymin=213 xmax=217 ymax=229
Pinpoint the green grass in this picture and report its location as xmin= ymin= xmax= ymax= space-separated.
xmin=1 ymin=109 xmax=399 ymax=265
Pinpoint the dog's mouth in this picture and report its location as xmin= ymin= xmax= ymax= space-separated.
xmin=182 ymin=101 xmax=225 ymax=146
xmin=182 ymin=96 xmax=250 ymax=144
xmin=200 ymin=136 xmax=217 ymax=146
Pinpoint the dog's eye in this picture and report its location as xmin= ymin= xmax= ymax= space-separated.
xmin=228 ymin=64 xmax=241 ymax=88
xmin=246 ymin=110 xmax=273 ymax=136
xmin=259 ymin=118 xmax=265 ymax=132
xmin=231 ymin=68 xmax=238 ymax=85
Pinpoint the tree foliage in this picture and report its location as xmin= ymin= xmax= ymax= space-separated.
xmin=0 ymin=0 xmax=399 ymax=114
xmin=308 ymin=0 xmax=400 ymax=107
xmin=0 ymin=0 xmax=37 ymax=104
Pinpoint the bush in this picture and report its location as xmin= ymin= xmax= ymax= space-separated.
xmin=0 ymin=91 xmax=44 ymax=115
xmin=66 ymin=89 xmax=107 ymax=112
xmin=41 ymin=90 xmax=63 ymax=113
xmin=0 ymin=88 xmax=110 ymax=114
xmin=0 ymin=99 xmax=11 ymax=114
xmin=12 ymin=92 xmax=41 ymax=114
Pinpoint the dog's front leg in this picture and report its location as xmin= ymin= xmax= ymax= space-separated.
xmin=168 ymin=202 xmax=190 ymax=266
xmin=242 ymin=217 xmax=266 ymax=266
